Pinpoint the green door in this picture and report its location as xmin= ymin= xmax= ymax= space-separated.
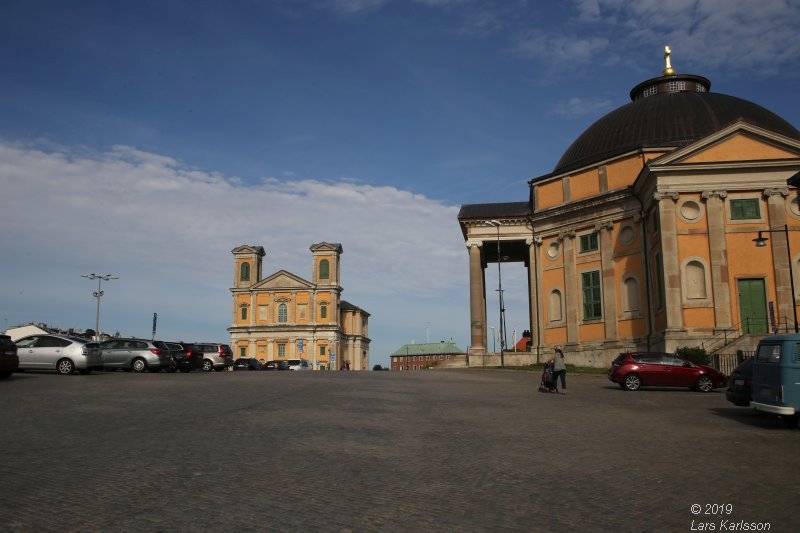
xmin=738 ymin=279 xmax=768 ymax=334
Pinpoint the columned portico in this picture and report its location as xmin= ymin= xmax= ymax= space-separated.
xmin=467 ymin=240 xmax=486 ymax=354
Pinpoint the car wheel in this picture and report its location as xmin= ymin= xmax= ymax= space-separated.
xmin=131 ymin=358 xmax=148 ymax=373
xmin=202 ymin=359 xmax=213 ymax=372
xmin=696 ymin=375 xmax=714 ymax=392
xmin=623 ymin=373 xmax=641 ymax=391
xmin=57 ymin=358 xmax=75 ymax=375
xmin=166 ymin=365 xmax=178 ymax=373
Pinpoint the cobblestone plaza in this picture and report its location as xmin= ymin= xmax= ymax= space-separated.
xmin=1 ymin=370 xmax=797 ymax=531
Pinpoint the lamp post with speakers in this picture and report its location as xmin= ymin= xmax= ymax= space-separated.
xmin=81 ymin=273 xmax=118 ymax=341
xmin=753 ymin=225 xmax=798 ymax=333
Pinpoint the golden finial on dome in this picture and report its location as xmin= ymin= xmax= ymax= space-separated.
xmin=663 ymin=45 xmax=676 ymax=76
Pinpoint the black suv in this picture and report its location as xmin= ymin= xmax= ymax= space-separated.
xmin=165 ymin=342 xmax=204 ymax=373
xmin=726 ymin=357 xmax=754 ymax=407
xmin=233 ymin=357 xmax=261 ymax=371
xmin=0 ymin=335 xmax=19 ymax=379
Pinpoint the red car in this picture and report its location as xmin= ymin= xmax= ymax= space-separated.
xmin=608 ymin=352 xmax=727 ymax=392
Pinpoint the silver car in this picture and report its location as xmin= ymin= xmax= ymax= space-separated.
xmin=99 ymin=338 xmax=173 ymax=372
xmin=194 ymin=343 xmax=234 ymax=372
xmin=15 ymin=334 xmax=102 ymax=375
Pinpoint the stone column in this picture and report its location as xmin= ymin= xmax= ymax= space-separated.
xmin=250 ymin=293 xmax=256 ymax=326
xmin=597 ymin=221 xmax=618 ymax=340
xmin=764 ymin=188 xmax=794 ymax=327
xmin=655 ymin=191 xmax=684 ymax=331
xmin=702 ymin=190 xmax=732 ymax=329
xmin=527 ymin=237 xmax=542 ymax=351
xmin=562 ymin=230 xmax=579 ymax=344
xmin=467 ymin=241 xmax=486 ymax=353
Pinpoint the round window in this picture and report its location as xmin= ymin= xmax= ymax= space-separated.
xmin=788 ymin=195 xmax=800 ymax=217
xmin=618 ymin=225 xmax=636 ymax=245
xmin=680 ymin=200 xmax=701 ymax=222
xmin=547 ymin=242 xmax=560 ymax=259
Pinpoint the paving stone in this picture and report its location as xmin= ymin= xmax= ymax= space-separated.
xmin=0 ymin=369 xmax=797 ymax=531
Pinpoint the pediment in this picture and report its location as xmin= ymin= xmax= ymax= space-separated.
xmin=252 ymin=270 xmax=315 ymax=290
xmin=653 ymin=122 xmax=800 ymax=167
xmin=231 ymin=244 xmax=265 ymax=256
xmin=310 ymin=242 xmax=343 ymax=253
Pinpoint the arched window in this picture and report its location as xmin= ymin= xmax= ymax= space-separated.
xmin=240 ymin=262 xmax=250 ymax=282
xmin=278 ymin=303 xmax=288 ymax=323
xmin=622 ymin=277 xmax=640 ymax=313
xmin=685 ymin=260 xmax=707 ymax=299
xmin=320 ymin=303 xmax=328 ymax=319
xmin=549 ymin=289 xmax=563 ymax=322
xmin=319 ymin=259 xmax=330 ymax=280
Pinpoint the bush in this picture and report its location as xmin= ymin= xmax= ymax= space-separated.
xmin=676 ymin=346 xmax=709 ymax=365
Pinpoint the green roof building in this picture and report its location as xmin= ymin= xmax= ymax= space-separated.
xmin=390 ymin=340 xmax=465 ymax=371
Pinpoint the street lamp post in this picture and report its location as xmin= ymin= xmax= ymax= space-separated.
xmin=81 ymin=273 xmax=118 ymax=340
xmin=487 ymin=220 xmax=506 ymax=368
xmin=753 ymin=224 xmax=798 ymax=333
xmin=489 ymin=325 xmax=496 ymax=354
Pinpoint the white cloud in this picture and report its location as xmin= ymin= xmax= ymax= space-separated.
xmin=551 ymin=96 xmax=614 ymax=117
xmin=0 ymin=140 xmax=471 ymax=365
xmin=318 ymin=0 xmax=390 ymax=15
xmin=515 ymin=31 xmax=610 ymax=66
xmin=570 ymin=0 xmax=800 ymax=75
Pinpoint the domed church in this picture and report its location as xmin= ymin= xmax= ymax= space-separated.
xmin=458 ymin=48 xmax=800 ymax=367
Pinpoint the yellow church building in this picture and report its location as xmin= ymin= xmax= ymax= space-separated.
xmin=458 ymin=49 xmax=800 ymax=367
xmin=228 ymin=242 xmax=370 ymax=370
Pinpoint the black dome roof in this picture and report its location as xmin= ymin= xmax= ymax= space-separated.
xmin=554 ymin=81 xmax=800 ymax=175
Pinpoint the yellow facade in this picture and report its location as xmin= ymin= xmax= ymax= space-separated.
xmin=228 ymin=243 xmax=371 ymax=370
xmin=460 ymin=85 xmax=800 ymax=366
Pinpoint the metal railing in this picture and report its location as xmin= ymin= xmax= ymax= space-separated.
xmin=710 ymin=350 xmax=754 ymax=375
xmin=699 ymin=317 xmax=796 ymax=355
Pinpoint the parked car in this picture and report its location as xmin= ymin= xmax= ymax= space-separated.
xmin=286 ymin=358 xmax=312 ymax=371
xmin=608 ymin=352 xmax=727 ymax=392
xmin=725 ymin=356 xmax=754 ymax=407
xmin=233 ymin=358 xmax=261 ymax=371
xmin=0 ymin=334 xmax=19 ymax=379
xmin=15 ymin=334 xmax=102 ymax=375
xmin=165 ymin=342 xmax=204 ymax=372
xmin=261 ymin=360 xmax=289 ymax=371
xmin=99 ymin=338 xmax=173 ymax=372
xmin=195 ymin=343 xmax=234 ymax=372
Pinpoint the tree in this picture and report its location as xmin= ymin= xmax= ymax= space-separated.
xmin=373 ymin=364 xmax=384 ymax=371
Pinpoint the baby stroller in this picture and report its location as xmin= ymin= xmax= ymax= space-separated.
xmin=538 ymin=361 xmax=556 ymax=393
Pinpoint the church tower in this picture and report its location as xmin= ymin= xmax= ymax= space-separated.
xmin=310 ymin=242 xmax=343 ymax=287
xmin=231 ymin=245 xmax=265 ymax=288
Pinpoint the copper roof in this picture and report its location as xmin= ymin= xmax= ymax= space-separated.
xmin=553 ymin=90 xmax=800 ymax=175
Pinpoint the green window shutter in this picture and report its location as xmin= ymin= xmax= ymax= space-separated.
xmin=580 ymin=232 xmax=599 ymax=253
xmin=731 ymin=199 xmax=760 ymax=220
xmin=240 ymin=262 xmax=250 ymax=281
xmin=582 ymin=270 xmax=602 ymax=320
xmin=320 ymin=259 xmax=330 ymax=280
xmin=241 ymin=307 xmax=247 ymax=321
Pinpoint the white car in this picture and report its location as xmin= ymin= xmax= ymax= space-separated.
xmin=15 ymin=334 xmax=102 ymax=375
xmin=286 ymin=358 xmax=312 ymax=371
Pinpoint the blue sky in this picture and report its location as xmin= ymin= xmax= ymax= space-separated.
xmin=2 ymin=0 xmax=800 ymax=367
